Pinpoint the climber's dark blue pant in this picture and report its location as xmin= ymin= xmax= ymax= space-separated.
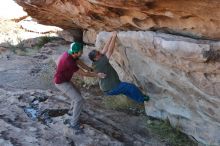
xmin=106 ymin=82 xmax=144 ymax=103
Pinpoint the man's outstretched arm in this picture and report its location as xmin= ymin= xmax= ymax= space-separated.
xmin=101 ymin=33 xmax=113 ymax=55
xmin=77 ymin=68 xmax=106 ymax=78
xmin=76 ymin=60 xmax=93 ymax=72
xmin=106 ymin=31 xmax=117 ymax=59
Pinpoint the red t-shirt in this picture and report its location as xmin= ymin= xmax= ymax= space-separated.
xmin=54 ymin=52 xmax=79 ymax=84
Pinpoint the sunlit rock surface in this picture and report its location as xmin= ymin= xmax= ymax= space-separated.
xmin=95 ymin=31 xmax=220 ymax=145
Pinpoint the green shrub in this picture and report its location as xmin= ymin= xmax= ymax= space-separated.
xmin=36 ymin=36 xmax=53 ymax=48
xmin=147 ymin=119 xmax=197 ymax=146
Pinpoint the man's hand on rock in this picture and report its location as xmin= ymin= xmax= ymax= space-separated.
xmin=97 ymin=73 xmax=106 ymax=78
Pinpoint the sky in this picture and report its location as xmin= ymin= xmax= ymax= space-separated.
xmin=0 ymin=0 xmax=27 ymax=19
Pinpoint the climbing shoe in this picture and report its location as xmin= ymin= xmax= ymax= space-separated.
xmin=64 ymin=119 xmax=85 ymax=135
xmin=71 ymin=122 xmax=84 ymax=135
xmin=143 ymin=95 xmax=150 ymax=102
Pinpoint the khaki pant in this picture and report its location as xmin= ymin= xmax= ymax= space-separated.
xmin=55 ymin=82 xmax=84 ymax=126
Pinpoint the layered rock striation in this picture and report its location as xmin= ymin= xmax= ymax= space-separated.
xmin=96 ymin=31 xmax=220 ymax=145
xmin=16 ymin=0 xmax=220 ymax=39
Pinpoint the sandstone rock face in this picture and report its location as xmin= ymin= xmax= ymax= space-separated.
xmin=16 ymin=0 xmax=220 ymax=39
xmin=0 ymin=88 xmax=125 ymax=146
xmin=95 ymin=31 xmax=220 ymax=146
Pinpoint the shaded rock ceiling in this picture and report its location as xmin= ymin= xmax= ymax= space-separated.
xmin=16 ymin=0 xmax=220 ymax=39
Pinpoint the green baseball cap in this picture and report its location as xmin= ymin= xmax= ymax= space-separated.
xmin=68 ymin=42 xmax=83 ymax=55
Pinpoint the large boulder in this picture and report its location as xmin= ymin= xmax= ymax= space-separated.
xmin=95 ymin=31 xmax=220 ymax=145
xmin=15 ymin=0 xmax=220 ymax=40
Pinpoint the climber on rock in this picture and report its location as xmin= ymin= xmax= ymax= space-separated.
xmin=88 ymin=31 xmax=150 ymax=103
xmin=53 ymin=41 xmax=106 ymax=135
